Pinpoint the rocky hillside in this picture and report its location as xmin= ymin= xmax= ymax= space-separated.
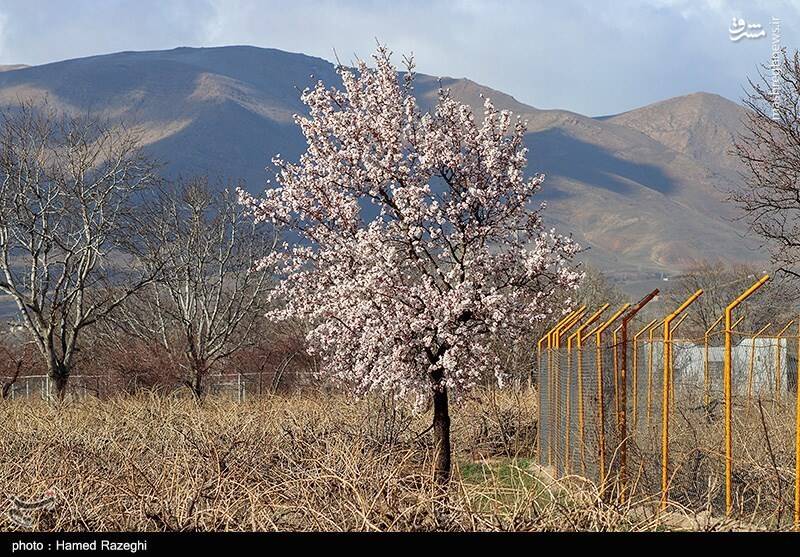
xmin=0 ymin=46 xmax=763 ymax=279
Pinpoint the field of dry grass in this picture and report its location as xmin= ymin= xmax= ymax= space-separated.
xmin=0 ymin=388 xmax=792 ymax=532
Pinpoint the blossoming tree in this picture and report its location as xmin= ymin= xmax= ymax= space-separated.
xmin=241 ymin=46 xmax=581 ymax=483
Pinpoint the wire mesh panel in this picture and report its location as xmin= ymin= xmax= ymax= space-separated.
xmin=206 ymin=372 xmax=281 ymax=401
xmin=2 ymin=371 xmax=290 ymax=401
xmin=2 ymin=375 xmax=104 ymax=400
xmin=540 ymin=342 xmax=616 ymax=485
xmin=538 ymin=330 xmax=800 ymax=527
xmin=625 ymin=338 xmax=665 ymax=500
xmin=538 ymin=350 xmax=552 ymax=468
xmin=728 ymin=332 xmax=798 ymax=526
xmin=630 ymin=338 xmax=665 ymax=434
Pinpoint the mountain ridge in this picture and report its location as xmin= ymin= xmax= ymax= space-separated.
xmin=0 ymin=46 xmax=761 ymax=279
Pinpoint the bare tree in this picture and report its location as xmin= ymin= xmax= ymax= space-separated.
xmin=531 ymin=264 xmax=625 ymax=338
xmin=228 ymin=319 xmax=316 ymax=395
xmin=663 ymin=261 xmax=794 ymax=337
xmin=115 ymin=178 xmax=276 ymax=398
xmin=0 ymin=324 xmax=36 ymax=399
xmin=572 ymin=265 xmax=627 ymax=309
xmin=495 ymin=264 xmax=624 ymax=388
xmin=0 ymin=103 xmax=161 ymax=398
xmin=733 ymin=49 xmax=800 ymax=279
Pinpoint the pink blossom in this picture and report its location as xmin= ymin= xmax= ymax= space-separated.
xmin=241 ymin=46 xmax=581 ymax=406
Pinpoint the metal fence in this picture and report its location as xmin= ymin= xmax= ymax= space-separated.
xmin=3 ymin=372 xmax=287 ymax=402
xmin=537 ymin=277 xmax=800 ymax=529
xmin=4 ymin=375 xmax=104 ymax=400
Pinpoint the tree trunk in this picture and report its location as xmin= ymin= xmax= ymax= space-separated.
xmin=191 ymin=369 xmax=204 ymax=399
xmin=1 ymin=362 xmax=23 ymax=399
xmin=431 ymin=371 xmax=451 ymax=485
xmin=44 ymin=349 xmax=70 ymax=400
xmin=49 ymin=368 xmax=69 ymax=400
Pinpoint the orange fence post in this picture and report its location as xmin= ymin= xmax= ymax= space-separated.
xmin=552 ymin=307 xmax=586 ymax=471
xmin=795 ymin=318 xmax=800 ymax=530
xmin=669 ymin=313 xmax=691 ymax=408
xmin=551 ymin=308 xmax=584 ymax=464
xmin=557 ymin=308 xmax=588 ymax=347
xmin=539 ymin=308 xmax=582 ymax=466
xmin=673 ymin=313 xmax=690 ymax=332
xmin=560 ymin=309 xmax=588 ymax=474
xmin=536 ymin=334 xmax=547 ymax=392
xmin=633 ymin=318 xmax=658 ymax=427
xmin=567 ymin=304 xmax=609 ymax=475
xmin=661 ymin=289 xmax=703 ymax=511
xmin=647 ymin=321 xmax=663 ymax=427
xmin=704 ymin=315 xmax=744 ymax=408
xmin=565 ymin=305 xmax=609 ymax=475
xmin=594 ymin=304 xmax=630 ymax=494
xmin=724 ymin=275 xmax=769 ymax=516
xmin=618 ymin=289 xmax=659 ymax=503
xmin=613 ymin=325 xmax=622 ymax=427
xmin=565 ymin=333 xmax=574 ymax=476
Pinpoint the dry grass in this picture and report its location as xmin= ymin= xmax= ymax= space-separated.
xmin=624 ymin=392 xmax=799 ymax=529
xmin=0 ymin=388 xmax=792 ymax=531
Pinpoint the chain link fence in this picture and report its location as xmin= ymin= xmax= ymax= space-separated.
xmin=539 ymin=326 xmax=800 ymax=527
xmin=3 ymin=375 xmax=104 ymax=400
xmin=2 ymin=371 xmax=299 ymax=402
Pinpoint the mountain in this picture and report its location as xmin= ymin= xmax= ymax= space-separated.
xmin=523 ymin=94 xmax=759 ymax=277
xmin=0 ymin=46 xmax=763 ymax=281
xmin=0 ymin=64 xmax=27 ymax=72
xmin=608 ymin=92 xmax=745 ymax=175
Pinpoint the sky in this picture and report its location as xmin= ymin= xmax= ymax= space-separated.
xmin=0 ymin=0 xmax=798 ymax=116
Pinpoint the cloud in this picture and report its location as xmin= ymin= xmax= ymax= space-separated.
xmin=0 ymin=0 xmax=797 ymax=115
xmin=0 ymin=0 xmax=218 ymax=64
xmin=196 ymin=0 xmax=800 ymax=114
xmin=0 ymin=10 xmax=7 ymax=61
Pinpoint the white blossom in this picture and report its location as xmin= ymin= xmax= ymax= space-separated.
xmin=241 ymin=46 xmax=581 ymax=406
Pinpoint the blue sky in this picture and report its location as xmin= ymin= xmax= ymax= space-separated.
xmin=0 ymin=0 xmax=797 ymax=115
